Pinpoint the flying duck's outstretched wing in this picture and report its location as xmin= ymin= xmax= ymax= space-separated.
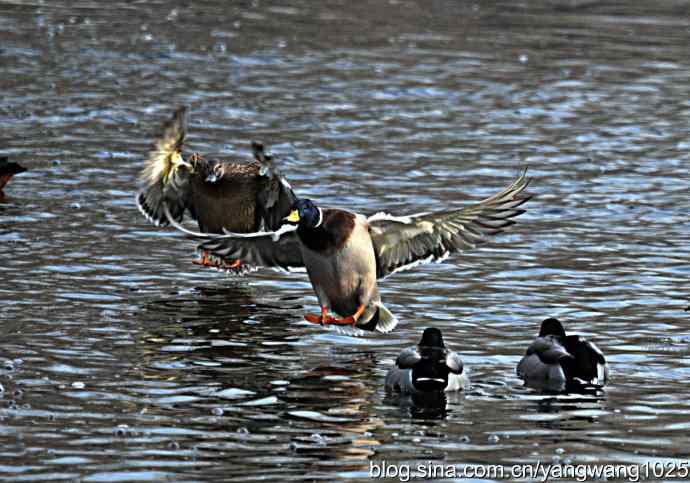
xmin=252 ymin=142 xmax=298 ymax=232
xmin=137 ymin=106 xmax=190 ymax=226
xmin=144 ymin=106 xmax=187 ymax=184
xmin=367 ymin=170 xmax=531 ymax=279
xmin=199 ymin=229 xmax=304 ymax=272
xmin=165 ymin=208 xmax=305 ymax=272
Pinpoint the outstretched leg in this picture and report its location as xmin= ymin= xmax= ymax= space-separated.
xmin=305 ymin=305 xmax=367 ymax=328
xmin=305 ymin=306 xmax=332 ymax=325
xmin=328 ymin=304 xmax=366 ymax=327
xmin=192 ymin=250 xmax=212 ymax=267
xmin=224 ymin=259 xmax=241 ymax=270
xmin=193 ymin=251 xmax=241 ymax=270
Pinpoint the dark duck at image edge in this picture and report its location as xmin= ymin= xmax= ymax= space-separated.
xmin=0 ymin=157 xmax=27 ymax=198
xmin=517 ymin=317 xmax=608 ymax=392
xmin=165 ymin=168 xmax=531 ymax=333
xmin=136 ymin=106 xmax=296 ymax=271
xmin=385 ymin=328 xmax=467 ymax=393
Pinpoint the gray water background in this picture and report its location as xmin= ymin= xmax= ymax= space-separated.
xmin=1 ymin=0 xmax=689 ymax=481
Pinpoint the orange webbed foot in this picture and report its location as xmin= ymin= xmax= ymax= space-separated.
xmin=193 ymin=250 xmax=214 ymax=267
xmin=304 ymin=313 xmax=322 ymax=325
xmin=304 ymin=306 xmax=365 ymax=328
xmin=304 ymin=307 xmax=332 ymax=326
xmin=328 ymin=305 xmax=366 ymax=327
xmin=327 ymin=316 xmax=357 ymax=327
xmin=224 ymin=259 xmax=241 ymax=270
xmin=193 ymin=252 xmax=241 ymax=271
xmin=329 ymin=305 xmax=366 ymax=327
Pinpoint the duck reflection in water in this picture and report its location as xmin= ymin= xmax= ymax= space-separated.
xmin=137 ymin=283 xmax=302 ymax=374
xmin=140 ymin=283 xmax=260 ymax=328
xmin=385 ymin=390 xmax=463 ymax=419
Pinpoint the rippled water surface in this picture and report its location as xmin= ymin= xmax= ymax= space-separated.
xmin=1 ymin=0 xmax=689 ymax=481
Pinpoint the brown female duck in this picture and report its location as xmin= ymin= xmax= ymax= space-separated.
xmin=166 ymin=170 xmax=531 ymax=333
xmin=136 ymin=106 xmax=296 ymax=268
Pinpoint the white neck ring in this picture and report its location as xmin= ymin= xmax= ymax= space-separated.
xmin=314 ymin=207 xmax=323 ymax=228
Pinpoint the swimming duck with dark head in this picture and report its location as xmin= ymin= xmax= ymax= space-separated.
xmin=385 ymin=328 xmax=468 ymax=393
xmin=517 ymin=317 xmax=608 ymax=392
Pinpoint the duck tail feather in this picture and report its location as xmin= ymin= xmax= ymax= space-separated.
xmin=374 ymin=303 xmax=399 ymax=333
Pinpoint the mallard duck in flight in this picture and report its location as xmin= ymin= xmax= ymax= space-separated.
xmin=166 ymin=170 xmax=531 ymax=332
xmin=136 ymin=106 xmax=296 ymax=269
xmin=0 ymin=157 xmax=27 ymax=198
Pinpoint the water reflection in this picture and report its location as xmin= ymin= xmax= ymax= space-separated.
xmin=533 ymin=393 xmax=609 ymax=426
xmin=383 ymin=391 xmax=457 ymax=420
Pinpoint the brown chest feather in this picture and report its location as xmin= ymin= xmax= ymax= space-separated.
xmin=298 ymin=210 xmax=357 ymax=255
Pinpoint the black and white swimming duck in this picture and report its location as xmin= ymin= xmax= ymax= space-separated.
xmin=167 ymin=170 xmax=530 ymax=332
xmin=136 ymin=106 xmax=296 ymax=269
xmin=385 ymin=328 xmax=467 ymax=393
xmin=517 ymin=318 xmax=608 ymax=391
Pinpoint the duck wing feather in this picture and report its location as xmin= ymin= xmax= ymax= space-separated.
xmin=396 ymin=347 xmax=422 ymax=369
xmin=165 ymin=207 xmax=305 ymax=272
xmin=136 ymin=106 xmax=190 ymax=226
xmin=367 ymin=169 xmax=531 ymax=279
xmin=252 ymin=142 xmax=298 ymax=232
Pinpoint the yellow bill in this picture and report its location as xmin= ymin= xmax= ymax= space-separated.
xmin=286 ymin=209 xmax=300 ymax=223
